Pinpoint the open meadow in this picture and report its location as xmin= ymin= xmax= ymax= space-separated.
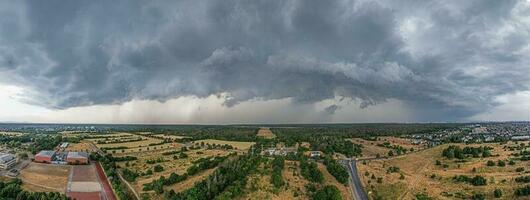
xmin=349 ymin=136 xmax=427 ymax=159
xmin=358 ymin=141 xmax=530 ymax=199
xmin=257 ymin=128 xmax=276 ymax=139
xmin=19 ymin=163 xmax=71 ymax=193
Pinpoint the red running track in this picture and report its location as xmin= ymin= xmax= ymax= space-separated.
xmin=95 ymin=162 xmax=117 ymax=200
xmin=67 ymin=192 xmax=102 ymax=200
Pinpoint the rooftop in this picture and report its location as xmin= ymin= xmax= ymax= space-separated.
xmin=67 ymin=152 xmax=88 ymax=159
xmin=36 ymin=150 xmax=56 ymax=157
xmin=0 ymin=153 xmax=15 ymax=163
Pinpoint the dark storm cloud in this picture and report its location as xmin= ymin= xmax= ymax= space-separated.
xmin=0 ymin=0 xmax=529 ymax=121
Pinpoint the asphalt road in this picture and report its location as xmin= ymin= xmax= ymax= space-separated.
xmin=347 ymin=160 xmax=369 ymax=200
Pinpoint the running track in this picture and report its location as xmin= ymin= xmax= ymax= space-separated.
xmin=95 ymin=162 xmax=117 ymax=200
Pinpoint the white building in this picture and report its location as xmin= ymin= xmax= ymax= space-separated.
xmin=0 ymin=153 xmax=16 ymax=169
xmin=60 ymin=142 xmax=69 ymax=148
xmin=512 ymin=135 xmax=530 ymax=141
xmin=309 ymin=151 xmax=322 ymax=157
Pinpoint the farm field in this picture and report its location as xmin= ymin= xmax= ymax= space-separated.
xmin=19 ymin=162 xmax=71 ymax=193
xmin=152 ymin=134 xmax=190 ymax=140
xmin=256 ymin=128 xmax=276 ymax=139
xmin=192 ymin=139 xmax=255 ymax=151
xmin=358 ymin=142 xmax=530 ymax=199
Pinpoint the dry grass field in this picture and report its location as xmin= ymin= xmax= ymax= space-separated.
xmin=93 ymin=136 xmax=164 ymax=149
xmin=358 ymin=142 xmax=530 ymax=200
xmin=20 ymin=163 xmax=71 ymax=193
xmin=349 ymin=136 xmax=426 ymax=159
xmin=64 ymin=142 xmax=96 ymax=152
xmin=166 ymin=167 xmax=218 ymax=193
xmin=105 ymin=143 xmax=178 ymax=154
xmin=116 ymin=148 xmax=232 ymax=196
xmin=192 ymin=139 xmax=255 ymax=151
xmin=0 ymin=131 xmax=25 ymax=136
xmin=238 ymin=160 xmax=306 ymax=200
xmin=238 ymin=160 xmax=351 ymax=200
xmin=256 ymin=128 xmax=276 ymax=139
xmin=152 ymin=134 xmax=190 ymax=140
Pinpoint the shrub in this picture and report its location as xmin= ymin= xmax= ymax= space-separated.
xmin=515 ymin=185 xmax=530 ymax=196
xmin=486 ymin=160 xmax=495 ymax=166
xmin=415 ymin=193 xmax=432 ymax=200
xmin=387 ymin=166 xmax=400 ymax=173
xmin=154 ymin=165 xmax=164 ymax=172
xmin=497 ymin=160 xmax=505 ymax=167
xmin=494 ymin=189 xmax=502 ymax=198
xmin=471 ymin=193 xmax=485 ymax=200
xmin=515 ymin=176 xmax=530 ymax=183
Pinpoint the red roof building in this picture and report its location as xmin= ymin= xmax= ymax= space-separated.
xmin=67 ymin=152 xmax=89 ymax=165
xmin=34 ymin=150 xmax=55 ymax=163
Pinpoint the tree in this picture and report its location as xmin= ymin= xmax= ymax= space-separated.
xmin=300 ymin=158 xmax=324 ymax=183
xmin=323 ymin=156 xmax=349 ymax=184
xmin=271 ymin=157 xmax=285 ymax=188
xmin=471 ymin=176 xmax=487 ymax=186
xmin=313 ymin=185 xmax=342 ymax=200
xmin=388 ymin=150 xmax=394 ymax=157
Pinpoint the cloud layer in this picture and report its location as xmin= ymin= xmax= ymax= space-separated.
xmin=1 ymin=0 xmax=530 ymax=121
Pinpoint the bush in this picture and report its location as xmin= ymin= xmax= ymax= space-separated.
xmin=486 ymin=160 xmax=495 ymax=166
xmin=471 ymin=176 xmax=487 ymax=186
xmin=515 ymin=185 xmax=530 ymax=196
xmin=154 ymin=165 xmax=164 ymax=172
xmin=387 ymin=166 xmax=400 ymax=173
xmin=471 ymin=193 xmax=485 ymax=200
xmin=453 ymin=175 xmax=487 ymax=186
xmin=494 ymin=188 xmax=502 ymax=198
xmin=515 ymin=176 xmax=530 ymax=183
xmin=435 ymin=160 xmax=441 ymax=165
xmin=415 ymin=193 xmax=432 ymax=200
xmin=497 ymin=160 xmax=505 ymax=167
xmin=516 ymin=167 xmax=525 ymax=172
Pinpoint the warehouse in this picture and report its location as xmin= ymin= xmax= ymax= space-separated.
xmin=34 ymin=150 xmax=56 ymax=163
xmin=0 ymin=153 xmax=16 ymax=169
xmin=67 ymin=152 xmax=89 ymax=165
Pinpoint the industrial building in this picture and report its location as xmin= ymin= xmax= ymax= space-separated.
xmin=66 ymin=152 xmax=89 ymax=165
xmin=0 ymin=153 xmax=16 ymax=169
xmin=34 ymin=150 xmax=56 ymax=163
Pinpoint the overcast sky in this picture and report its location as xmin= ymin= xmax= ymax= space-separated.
xmin=0 ymin=0 xmax=529 ymax=124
